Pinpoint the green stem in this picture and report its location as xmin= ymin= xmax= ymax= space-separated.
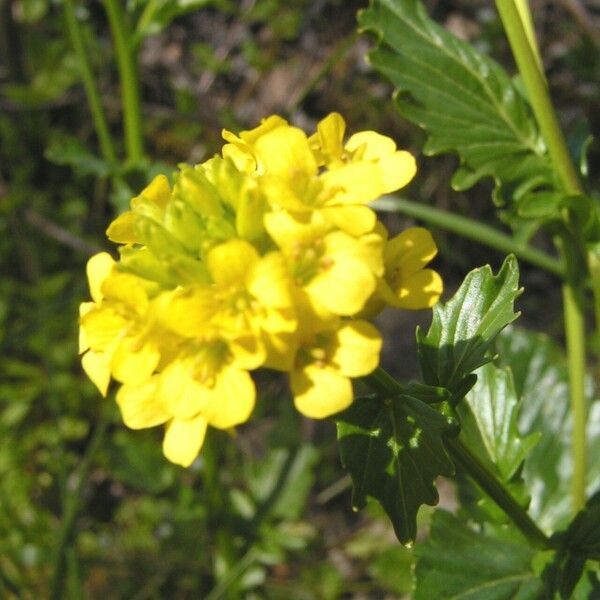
xmin=496 ymin=0 xmax=588 ymax=513
xmin=374 ymin=196 xmax=564 ymax=278
xmin=562 ymin=278 xmax=588 ymax=511
xmin=64 ymin=0 xmax=117 ymax=166
xmin=446 ymin=437 xmax=551 ymax=547
xmin=514 ymin=0 xmax=544 ymax=75
xmin=102 ymin=0 xmax=144 ymax=163
xmin=50 ymin=409 xmax=110 ymax=600
xmin=496 ymin=0 xmax=583 ymax=196
xmin=365 ymin=367 xmax=551 ymax=548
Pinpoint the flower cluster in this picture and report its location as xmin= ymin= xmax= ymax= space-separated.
xmin=79 ymin=113 xmax=442 ymax=466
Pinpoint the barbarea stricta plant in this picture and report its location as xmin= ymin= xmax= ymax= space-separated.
xmin=79 ymin=112 xmax=442 ymax=467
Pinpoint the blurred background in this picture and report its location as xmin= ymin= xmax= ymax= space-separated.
xmin=0 ymin=0 xmax=598 ymax=597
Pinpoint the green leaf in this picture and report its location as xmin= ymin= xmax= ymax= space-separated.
xmin=336 ymin=392 xmax=457 ymax=543
xmin=417 ymin=255 xmax=522 ymax=402
xmin=460 ymin=362 xmax=539 ymax=482
xmin=414 ymin=510 xmax=543 ymax=599
xmin=45 ymin=136 xmax=111 ymax=178
xmin=495 ymin=327 xmax=600 ymax=531
xmin=358 ymin=0 xmax=556 ymax=207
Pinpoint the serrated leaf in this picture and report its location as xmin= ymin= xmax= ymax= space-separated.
xmin=460 ymin=362 xmax=539 ymax=482
xmin=414 ymin=510 xmax=543 ymax=599
xmin=336 ymin=393 xmax=457 ymax=543
xmin=495 ymin=327 xmax=600 ymax=531
xmin=358 ymin=0 xmax=556 ymax=207
xmin=417 ymin=255 xmax=522 ymax=401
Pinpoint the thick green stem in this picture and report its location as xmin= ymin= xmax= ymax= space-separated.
xmin=496 ymin=0 xmax=588 ymax=513
xmin=102 ymin=0 xmax=144 ymax=163
xmin=364 ymin=367 xmax=551 ymax=547
xmin=50 ymin=409 xmax=109 ymax=600
xmin=496 ymin=0 xmax=583 ymax=196
xmin=64 ymin=0 xmax=117 ymax=166
xmin=374 ymin=196 xmax=564 ymax=278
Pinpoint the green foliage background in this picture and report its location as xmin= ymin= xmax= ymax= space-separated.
xmin=0 ymin=0 xmax=598 ymax=597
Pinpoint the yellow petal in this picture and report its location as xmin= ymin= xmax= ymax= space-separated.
xmin=385 ymin=227 xmax=438 ymax=276
xmin=78 ymin=302 xmax=95 ymax=353
xmin=377 ymin=150 xmax=417 ymax=192
xmin=320 ymin=161 xmax=383 ymax=206
xmin=160 ymin=288 xmax=217 ymax=337
xmin=79 ymin=308 xmax=127 ymax=352
xmin=227 ymin=335 xmax=266 ymax=370
xmin=207 ymin=239 xmax=259 ymax=287
xmin=319 ymin=205 xmax=377 ymax=237
xmin=307 ymin=232 xmax=376 ymax=315
xmin=116 ymin=378 xmax=170 ymax=429
xmin=86 ymin=252 xmax=115 ymax=303
xmin=100 ymin=272 xmax=149 ymax=314
xmin=312 ymin=112 xmax=346 ymax=163
xmin=332 ymin=321 xmax=382 ymax=377
xmin=202 ymin=367 xmax=256 ymax=429
xmin=264 ymin=210 xmax=329 ymax=250
xmin=345 ymin=130 xmax=397 ymax=160
xmin=253 ymin=126 xmax=317 ymax=178
xmin=158 ymin=361 xmax=207 ymax=420
xmin=226 ymin=115 xmax=288 ymax=146
xmin=162 ymin=415 xmax=208 ymax=467
xmin=131 ymin=174 xmax=171 ymax=211
xmin=391 ymin=268 xmax=443 ymax=309
xmin=307 ymin=256 xmax=375 ymax=315
xmin=291 ymin=364 xmax=353 ymax=418
xmin=106 ymin=212 xmax=137 ymax=244
xmin=248 ymin=251 xmax=293 ymax=310
xmin=111 ymin=338 xmax=160 ymax=385
xmin=81 ymin=350 xmax=111 ymax=396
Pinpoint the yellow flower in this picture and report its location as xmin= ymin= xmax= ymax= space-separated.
xmin=379 ymin=227 xmax=443 ymax=310
xmin=114 ymin=376 xmax=208 ymax=468
xmin=265 ymin=211 xmax=384 ymax=316
xmin=159 ymin=238 xmax=296 ymax=367
xmin=79 ymin=253 xmax=163 ymax=395
xmin=115 ymin=340 xmax=256 ymax=467
xmin=290 ymin=319 xmax=382 ymax=418
xmin=309 ymin=112 xmax=417 ymax=193
xmin=222 ymin=115 xmax=289 ymax=173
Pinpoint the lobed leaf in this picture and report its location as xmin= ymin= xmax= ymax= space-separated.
xmin=336 ymin=391 xmax=457 ymax=544
xmin=417 ymin=255 xmax=522 ymax=401
xmin=358 ymin=0 xmax=557 ymax=208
